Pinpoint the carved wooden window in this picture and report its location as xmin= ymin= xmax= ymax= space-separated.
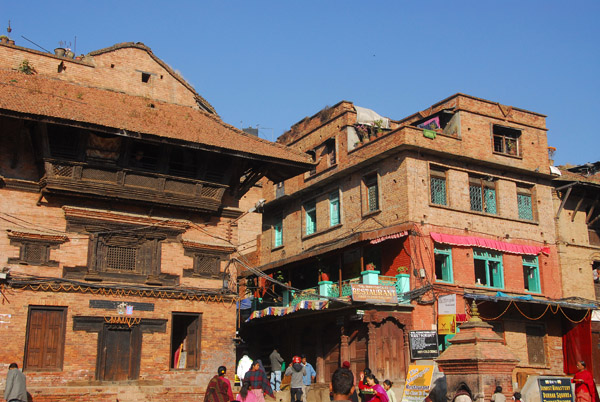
xmin=8 ymin=239 xmax=61 ymax=267
xmin=194 ymin=254 xmax=221 ymax=277
xmin=24 ymin=306 xmax=67 ymax=371
xmin=92 ymin=234 xmax=161 ymax=276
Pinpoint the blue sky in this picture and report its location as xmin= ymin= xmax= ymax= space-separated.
xmin=2 ymin=1 xmax=598 ymax=166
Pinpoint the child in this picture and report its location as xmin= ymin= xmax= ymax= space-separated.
xmin=383 ymin=380 xmax=397 ymax=402
xmin=512 ymin=392 xmax=523 ymax=402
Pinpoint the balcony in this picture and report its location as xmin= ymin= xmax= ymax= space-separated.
xmin=282 ymin=273 xmax=410 ymax=306
xmin=42 ymin=160 xmax=227 ymax=212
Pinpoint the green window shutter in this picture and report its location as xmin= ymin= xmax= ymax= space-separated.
xmin=523 ymin=256 xmax=540 ymax=293
xmin=305 ymin=201 xmax=316 ymax=235
xmin=274 ymin=218 xmax=283 ymax=247
xmin=518 ymin=194 xmax=533 ymax=220
xmin=484 ymin=188 xmax=497 ymax=214
xmin=469 ymin=185 xmax=482 ymax=211
xmin=329 ymin=192 xmax=340 ymax=226
xmin=430 ymin=177 xmax=447 ymax=205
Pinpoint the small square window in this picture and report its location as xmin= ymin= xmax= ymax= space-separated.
xmin=141 ymin=72 xmax=151 ymax=83
xmin=469 ymin=177 xmax=496 ymax=214
xmin=493 ymin=125 xmax=521 ymax=156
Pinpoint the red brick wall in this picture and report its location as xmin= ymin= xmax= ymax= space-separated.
xmin=0 ymin=43 xmax=200 ymax=109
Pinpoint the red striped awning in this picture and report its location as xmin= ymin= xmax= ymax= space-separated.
xmin=430 ymin=232 xmax=550 ymax=256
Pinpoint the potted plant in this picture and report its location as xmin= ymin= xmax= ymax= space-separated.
xmin=318 ymin=269 xmax=330 ymax=282
xmin=365 ymin=263 xmax=376 ymax=271
xmin=65 ymin=48 xmax=75 ymax=59
xmin=54 ymin=47 xmax=66 ymax=57
xmin=0 ymin=35 xmax=8 ymax=44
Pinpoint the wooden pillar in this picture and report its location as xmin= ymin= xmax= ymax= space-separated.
xmin=340 ymin=325 xmax=349 ymax=365
xmin=316 ymin=324 xmax=325 ymax=383
xmin=367 ymin=322 xmax=377 ymax=371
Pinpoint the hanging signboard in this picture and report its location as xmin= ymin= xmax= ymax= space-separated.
xmin=438 ymin=294 xmax=456 ymax=315
xmin=437 ymin=314 xmax=456 ymax=335
xmin=351 ymin=284 xmax=397 ymax=303
xmin=401 ymin=364 xmax=435 ymax=402
xmin=538 ymin=377 xmax=574 ymax=402
xmin=409 ymin=331 xmax=439 ymax=360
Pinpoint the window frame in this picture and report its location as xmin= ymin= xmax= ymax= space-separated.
xmin=434 ymin=246 xmax=453 ymax=283
xmin=517 ymin=186 xmax=534 ymax=220
xmin=469 ymin=177 xmax=497 ymax=214
xmin=24 ymin=306 xmax=67 ymax=371
xmin=325 ymin=138 xmax=337 ymax=167
xmin=170 ymin=312 xmax=202 ymax=370
xmin=363 ymin=173 xmax=380 ymax=214
xmin=304 ymin=200 xmax=317 ymax=236
xmin=273 ymin=215 xmax=283 ymax=248
xmin=430 ymin=167 xmax=447 ymax=206
xmin=523 ymin=256 xmax=541 ymax=293
xmin=473 ymin=248 xmax=504 ymax=289
xmin=525 ymin=324 xmax=547 ymax=365
xmin=492 ymin=124 xmax=521 ymax=156
xmin=329 ymin=191 xmax=340 ymax=227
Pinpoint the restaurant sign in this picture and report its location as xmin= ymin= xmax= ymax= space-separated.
xmin=351 ymin=284 xmax=398 ymax=303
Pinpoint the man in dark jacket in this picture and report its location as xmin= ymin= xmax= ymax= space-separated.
xmin=4 ymin=363 xmax=27 ymax=402
xmin=269 ymin=348 xmax=284 ymax=392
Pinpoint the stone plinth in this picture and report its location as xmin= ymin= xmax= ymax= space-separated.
xmin=436 ymin=306 xmax=519 ymax=402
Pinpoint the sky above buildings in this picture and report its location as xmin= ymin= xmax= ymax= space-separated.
xmin=2 ymin=1 xmax=598 ymax=167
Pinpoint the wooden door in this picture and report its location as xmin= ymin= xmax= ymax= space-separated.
xmin=323 ymin=328 xmax=340 ymax=382
xmin=348 ymin=324 xmax=368 ymax=381
xmin=98 ymin=325 xmax=142 ymax=381
xmin=185 ymin=315 xmax=201 ymax=369
xmin=374 ymin=320 xmax=405 ymax=382
xmin=25 ymin=308 xmax=66 ymax=370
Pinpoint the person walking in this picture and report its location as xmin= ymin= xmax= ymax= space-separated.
xmin=270 ymin=348 xmax=284 ymax=393
xmin=301 ymin=355 xmax=316 ymax=402
xmin=572 ymin=361 xmax=600 ymax=402
xmin=237 ymin=353 xmax=254 ymax=384
xmin=4 ymin=363 xmax=27 ymax=402
xmin=364 ymin=373 xmax=389 ymax=402
xmin=382 ymin=380 xmax=396 ymax=402
xmin=204 ymin=366 xmax=234 ymax=402
xmin=285 ymin=356 xmax=306 ymax=402
xmin=244 ymin=360 xmax=274 ymax=402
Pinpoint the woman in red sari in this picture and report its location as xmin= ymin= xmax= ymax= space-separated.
xmin=572 ymin=361 xmax=600 ymax=402
xmin=205 ymin=366 xmax=234 ymax=402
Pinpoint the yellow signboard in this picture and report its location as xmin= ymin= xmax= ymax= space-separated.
xmin=437 ymin=314 xmax=456 ymax=335
xmin=401 ymin=364 xmax=434 ymax=402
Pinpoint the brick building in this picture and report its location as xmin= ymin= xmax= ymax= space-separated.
xmin=552 ymin=162 xmax=600 ymax=383
xmin=240 ymin=95 xmax=596 ymax=396
xmin=0 ymin=41 xmax=311 ymax=400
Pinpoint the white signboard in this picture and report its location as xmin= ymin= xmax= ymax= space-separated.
xmin=438 ymin=294 xmax=456 ymax=315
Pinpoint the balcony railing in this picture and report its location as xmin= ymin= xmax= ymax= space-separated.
xmin=287 ymin=273 xmax=410 ymax=306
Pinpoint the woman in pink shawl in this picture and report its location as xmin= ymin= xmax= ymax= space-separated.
xmin=572 ymin=361 xmax=600 ymax=402
xmin=365 ymin=373 xmax=389 ymax=402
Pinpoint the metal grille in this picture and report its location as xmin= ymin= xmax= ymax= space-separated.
xmin=23 ymin=243 xmax=46 ymax=263
xmin=106 ymin=246 xmax=137 ymax=271
xmin=430 ymin=177 xmax=446 ymax=205
xmin=195 ymin=256 xmax=219 ymax=276
xmin=484 ymin=188 xmax=497 ymax=214
xmin=124 ymin=173 xmax=159 ymax=189
xmin=469 ymin=185 xmax=482 ymax=211
xmin=82 ymin=168 xmax=117 ymax=182
xmin=517 ymin=193 xmax=533 ymax=220
xmin=53 ymin=164 xmax=73 ymax=177
xmin=367 ymin=182 xmax=378 ymax=212
xmin=165 ymin=180 xmax=195 ymax=194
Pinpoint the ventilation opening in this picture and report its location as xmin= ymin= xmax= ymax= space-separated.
xmin=141 ymin=72 xmax=151 ymax=83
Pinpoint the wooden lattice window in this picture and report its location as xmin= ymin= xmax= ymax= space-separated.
xmin=106 ymin=246 xmax=138 ymax=272
xmin=91 ymin=234 xmax=160 ymax=276
xmin=364 ymin=174 xmax=379 ymax=214
xmin=194 ymin=254 xmax=221 ymax=277
xmin=8 ymin=238 xmax=62 ymax=267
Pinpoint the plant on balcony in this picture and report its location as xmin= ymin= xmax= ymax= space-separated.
xmin=397 ymin=266 xmax=409 ymax=275
xmin=318 ymin=268 xmax=330 ymax=282
xmin=365 ymin=263 xmax=376 ymax=271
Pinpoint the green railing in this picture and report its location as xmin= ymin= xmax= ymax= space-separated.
xmin=289 ymin=274 xmax=410 ymax=306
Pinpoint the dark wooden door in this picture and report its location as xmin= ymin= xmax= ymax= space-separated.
xmin=348 ymin=324 xmax=368 ymax=381
xmin=25 ymin=308 xmax=66 ymax=370
xmin=374 ymin=320 xmax=405 ymax=382
xmin=185 ymin=315 xmax=201 ymax=369
xmin=98 ymin=325 xmax=142 ymax=381
xmin=323 ymin=327 xmax=340 ymax=382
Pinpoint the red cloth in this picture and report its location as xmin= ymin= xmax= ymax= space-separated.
xmin=204 ymin=375 xmax=234 ymax=402
xmin=563 ymin=316 xmax=593 ymax=374
xmin=430 ymin=232 xmax=550 ymax=255
xmin=573 ymin=369 xmax=600 ymax=402
xmin=370 ymin=384 xmax=389 ymax=402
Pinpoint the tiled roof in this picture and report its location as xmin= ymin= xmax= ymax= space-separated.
xmin=554 ymin=166 xmax=600 ymax=185
xmin=88 ymin=42 xmax=217 ymax=114
xmin=0 ymin=70 xmax=312 ymax=167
